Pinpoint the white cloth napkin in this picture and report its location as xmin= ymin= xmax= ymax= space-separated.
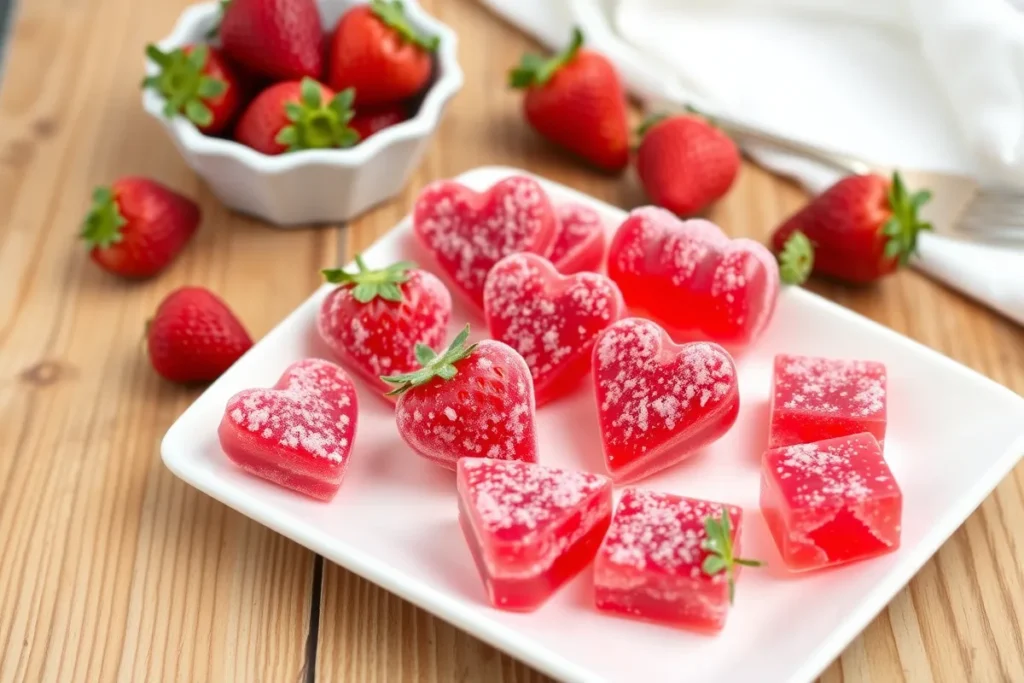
xmin=480 ymin=0 xmax=1024 ymax=325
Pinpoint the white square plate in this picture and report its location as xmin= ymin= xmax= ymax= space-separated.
xmin=162 ymin=166 xmax=1024 ymax=683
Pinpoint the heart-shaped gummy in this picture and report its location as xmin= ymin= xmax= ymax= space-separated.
xmin=219 ymin=359 xmax=358 ymax=500
xmin=548 ymin=202 xmax=606 ymax=274
xmin=413 ymin=176 xmax=558 ymax=310
xmin=484 ymin=253 xmax=624 ymax=406
xmin=593 ymin=318 xmax=739 ymax=483
xmin=607 ymin=207 xmax=779 ymax=346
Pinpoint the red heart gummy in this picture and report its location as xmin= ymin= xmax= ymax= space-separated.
xmin=413 ymin=176 xmax=558 ymax=310
xmin=593 ymin=318 xmax=740 ymax=483
xmin=484 ymin=253 xmax=624 ymax=406
xmin=219 ymin=359 xmax=358 ymax=500
xmin=608 ymin=207 xmax=780 ymax=346
xmin=548 ymin=202 xmax=606 ymax=274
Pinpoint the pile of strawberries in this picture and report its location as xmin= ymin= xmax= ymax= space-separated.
xmin=143 ymin=0 xmax=438 ymax=155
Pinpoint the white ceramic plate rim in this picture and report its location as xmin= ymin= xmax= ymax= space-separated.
xmin=162 ymin=165 xmax=1024 ymax=683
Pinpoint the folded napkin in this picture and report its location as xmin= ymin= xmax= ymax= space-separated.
xmin=480 ymin=0 xmax=1024 ymax=326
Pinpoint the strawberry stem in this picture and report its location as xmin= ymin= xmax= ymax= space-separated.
xmin=80 ymin=186 xmax=128 ymax=249
xmin=778 ymin=230 xmax=814 ymax=285
xmin=508 ymin=27 xmax=584 ymax=89
xmin=370 ymin=0 xmax=439 ymax=51
xmin=322 ymin=255 xmax=417 ymax=303
xmin=276 ymin=80 xmax=360 ymax=152
xmin=636 ymin=113 xmax=669 ymax=138
xmin=143 ymin=44 xmax=226 ymax=129
xmin=882 ymin=171 xmax=932 ymax=265
xmin=382 ymin=324 xmax=477 ymax=395
xmin=700 ymin=509 xmax=763 ymax=604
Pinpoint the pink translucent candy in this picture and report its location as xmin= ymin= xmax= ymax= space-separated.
xmin=219 ymin=359 xmax=358 ymax=500
xmin=769 ymin=354 xmax=887 ymax=449
xmin=594 ymin=489 xmax=744 ymax=632
xmin=457 ymin=458 xmax=613 ymax=611
xmin=760 ymin=432 xmax=902 ymax=572
xmin=548 ymin=202 xmax=606 ymax=274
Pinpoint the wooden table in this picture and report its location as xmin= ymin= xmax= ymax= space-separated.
xmin=2 ymin=0 xmax=1023 ymax=680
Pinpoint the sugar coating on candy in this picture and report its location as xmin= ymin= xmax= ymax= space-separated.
xmin=460 ymin=459 xmax=608 ymax=539
xmin=318 ymin=270 xmax=451 ymax=390
xmin=770 ymin=436 xmax=898 ymax=507
xmin=775 ymin=355 xmax=885 ymax=417
xmin=395 ymin=341 xmax=537 ymax=468
xmin=549 ymin=203 xmax=604 ymax=268
xmin=484 ymin=254 xmax=620 ymax=401
xmin=225 ymin=359 xmax=356 ymax=463
xmin=595 ymin=319 xmax=734 ymax=449
xmin=413 ymin=177 xmax=555 ymax=304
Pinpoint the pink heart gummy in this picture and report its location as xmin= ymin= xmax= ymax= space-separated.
xmin=412 ymin=176 xmax=558 ymax=310
xmin=219 ymin=359 xmax=358 ymax=500
xmin=608 ymin=207 xmax=780 ymax=346
xmin=593 ymin=318 xmax=740 ymax=483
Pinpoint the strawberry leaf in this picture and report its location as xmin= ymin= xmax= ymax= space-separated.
xmin=700 ymin=509 xmax=763 ymax=605
xmin=278 ymin=81 xmax=360 ymax=152
xmin=322 ymin=255 xmax=417 ymax=304
xmin=370 ymin=0 xmax=439 ymax=51
xmin=382 ymin=324 xmax=478 ymax=395
xmin=778 ymin=230 xmax=814 ymax=285
xmin=882 ymin=171 xmax=932 ymax=267
xmin=143 ymin=43 xmax=225 ymax=130
xmin=508 ymin=27 xmax=584 ymax=89
xmin=81 ymin=186 xmax=128 ymax=249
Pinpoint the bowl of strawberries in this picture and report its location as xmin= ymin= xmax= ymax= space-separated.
xmin=141 ymin=0 xmax=462 ymax=226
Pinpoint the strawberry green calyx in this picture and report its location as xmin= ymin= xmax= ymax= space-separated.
xmin=322 ymin=255 xmax=417 ymax=303
xmin=778 ymin=230 xmax=814 ymax=285
xmin=509 ymin=27 xmax=584 ymax=89
xmin=882 ymin=171 xmax=932 ymax=265
xmin=371 ymin=0 xmax=439 ymax=51
xmin=80 ymin=187 xmax=128 ymax=249
xmin=143 ymin=44 xmax=226 ymax=128
xmin=382 ymin=324 xmax=478 ymax=395
xmin=701 ymin=510 xmax=763 ymax=604
xmin=636 ymin=113 xmax=669 ymax=138
xmin=276 ymin=80 xmax=360 ymax=152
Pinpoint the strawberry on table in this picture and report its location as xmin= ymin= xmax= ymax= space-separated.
xmin=143 ymin=43 xmax=242 ymax=135
xmin=81 ymin=177 xmax=200 ymax=279
xmin=635 ymin=113 xmax=740 ymax=216
xmin=509 ymin=28 xmax=629 ymax=172
xmin=412 ymin=176 xmax=558 ymax=310
xmin=547 ymin=202 xmax=606 ymax=274
xmin=483 ymin=253 xmax=624 ymax=406
xmin=770 ymin=171 xmax=932 ymax=284
xmin=387 ymin=325 xmax=538 ymax=470
xmin=328 ymin=0 xmax=438 ymax=107
xmin=147 ymin=286 xmax=253 ymax=384
xmin=350 ymin=103 xmax=409 ymax=141
xmin=593 ymin=318 xmax=740 ymax=483
xmin=235 ymin=78 xmax=359 ymax=155
xmin=318 ymin=256 xmax=452 ymax=399
xmin=218 ymin=0 xmax=323 ymax=81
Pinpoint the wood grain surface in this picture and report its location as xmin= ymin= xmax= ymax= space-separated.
xmin=1 ymin=0 xmax=1022 ymax=681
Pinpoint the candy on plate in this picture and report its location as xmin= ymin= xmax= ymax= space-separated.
xmin=548 ymin=202 xmax=606 ymax=274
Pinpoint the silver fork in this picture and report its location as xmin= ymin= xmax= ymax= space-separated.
xmin=704 ymin=112 xmax=1024 ymax=242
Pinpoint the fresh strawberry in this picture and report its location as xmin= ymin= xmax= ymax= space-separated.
xmin=607 ymin=207 xmax=779 ymax=346
xmin=412 ymin=176 xmax=558 ymax=310
xmin=483 ymin=253 xmax=624 ymax=406
xmin=509 ymin=28 xmax=629 ymax=172
xmin=635 ymin=113 xmax=740 ymax=216
xmin=387 ymin=325 xmax=538 ymax=470
xmin=351 ymin=103 xmax=409 ymax=141
xmin=318 ymin=256 xmax=452 ymax=399
xmin=143 ymin=44 xmax=243 ymax=135
xmin=770 ymin=172 xmax=932 ymax=284
xmin=81 ymin=178 xmax=200 ymax=278
xmin=593 ymin=318 xmax=740 ymax=483
xmin=327 ymin=1 xmax=438 ymax=107
xmin=547 ymin=202 xmax=606 ymax=274
xmin=218 ymin=0 xmax=323 ymax=81
xmin=235 ymin=78 xmax=359 ymax=155
xmin=147 ymin=286 xmax=253 ymax=383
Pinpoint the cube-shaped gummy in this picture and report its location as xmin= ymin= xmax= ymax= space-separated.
xmin=594 ymin=489 xmax=744 ymax=632
xmin=760 ymin=432 xmax=902 ymax=572
xmin=769 ymin=354 xmax=887 ymax=449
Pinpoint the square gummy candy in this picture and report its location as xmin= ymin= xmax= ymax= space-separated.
xmin=760 ymin=432 xmax=902 ymax=572
xmin=456 ymin=458 xmax=613 ymax=611
xmin=769 ymin=354 xmax=887 ymax=449
xmin=593 ymin=489 xmax=751 ymax=632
